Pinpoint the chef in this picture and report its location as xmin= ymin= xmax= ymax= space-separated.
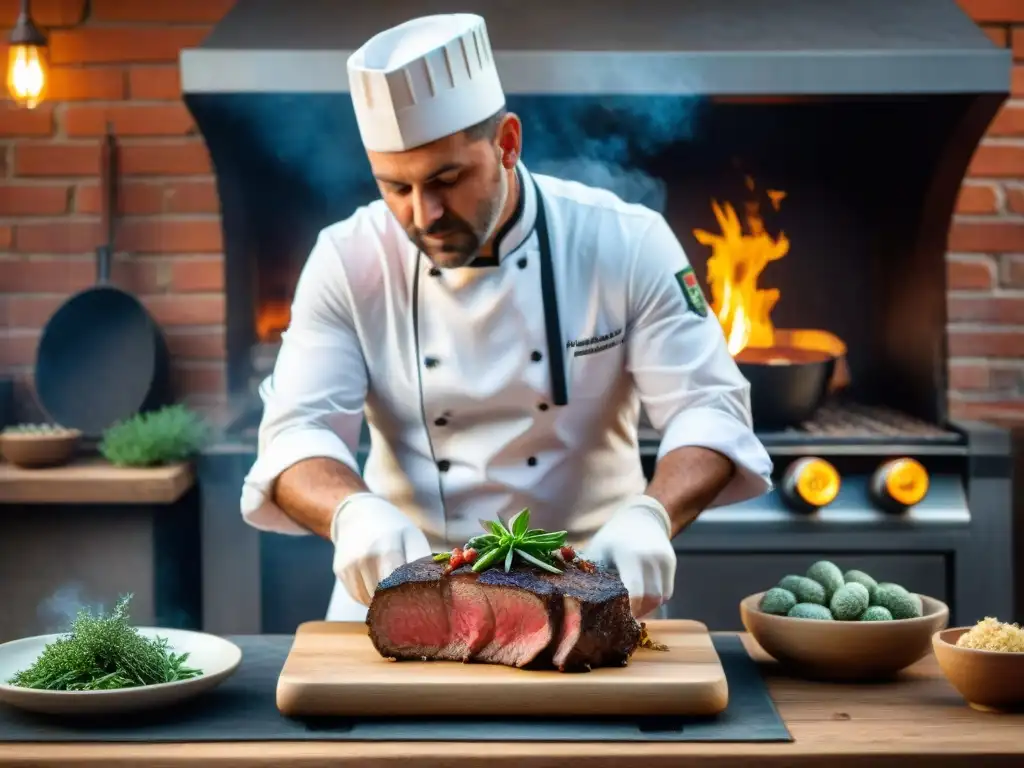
xmin=240 ymin=13 xmax=773 ymax=622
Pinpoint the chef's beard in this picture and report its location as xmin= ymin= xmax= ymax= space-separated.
xmin=409 ymin=167 xmax=509 ymax=269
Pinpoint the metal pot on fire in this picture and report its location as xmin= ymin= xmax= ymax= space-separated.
xmin=693 ymin=177 xmax=850 ymax=432
xmin=735 ymin=330 xmax=848 ymax=432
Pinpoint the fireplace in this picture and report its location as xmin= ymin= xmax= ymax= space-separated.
xmin=181 ymin=0 xmax=1018 ymax=634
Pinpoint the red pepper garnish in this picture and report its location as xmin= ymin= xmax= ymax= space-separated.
xmin=449 ymin=547 xmax=464 ymax=570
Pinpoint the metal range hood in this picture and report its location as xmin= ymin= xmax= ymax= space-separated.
xmin=180 ymin=0 xmax=1009 ymax=96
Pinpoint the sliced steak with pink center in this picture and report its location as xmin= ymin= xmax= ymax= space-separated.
xmin=366 ymin=556 xmax=642 ymax=672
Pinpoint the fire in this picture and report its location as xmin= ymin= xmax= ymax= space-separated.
xmin=693 ymin=176 xmax=789 ymax=356
xmin=257 ymin=300 xmax=291 ymax=342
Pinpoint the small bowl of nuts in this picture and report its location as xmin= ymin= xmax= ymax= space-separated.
xmin=0 ymin=423 xmax=82 ymax=468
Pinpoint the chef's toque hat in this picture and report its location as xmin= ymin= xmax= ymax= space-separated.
xmin=347 ymin=14 xmax=506 ymax=153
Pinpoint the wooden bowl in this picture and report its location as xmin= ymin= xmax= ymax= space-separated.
xmin=0 ymin=429 xmax=81 ymax=468
xmin=739 ymin=591 xmax=949 ymax=681
xmin=932 ymin=627 xmax=1024 ymax=712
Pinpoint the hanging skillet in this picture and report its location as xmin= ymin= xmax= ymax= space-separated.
xmin=33 ymin=123 xmax=172 ymax=440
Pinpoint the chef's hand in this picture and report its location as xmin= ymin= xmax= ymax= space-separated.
xmin=583 ymin=495 xmax=676 ymax=619
xmin=330 ymin=493 xmax=432 ymax=606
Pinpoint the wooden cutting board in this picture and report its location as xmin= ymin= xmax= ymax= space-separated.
xmin=275 ymin=619 xmax=728 ymax=718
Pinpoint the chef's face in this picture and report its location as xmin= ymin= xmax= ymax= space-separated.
xmin=368 ymin=112 xmax=522 ymax=269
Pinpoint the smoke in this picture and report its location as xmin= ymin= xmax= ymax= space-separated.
xmin=209 ymin=94 xmax=377 ymax=213
xmin=205 ymin=93 xmax=707 ymax=217
xmin=37 ymin=583 xmax=106 ymax=634
xmin=515 ymin=95 xmax=708 ymax=213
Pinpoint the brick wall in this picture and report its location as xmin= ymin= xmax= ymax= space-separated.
xmin=0 ymin=0 xmax=234 ymax=420
xmin=0 ymin=0 xmax=1023 ymax=424
xmin=950 ymin=0 xmax=1024 ymax=424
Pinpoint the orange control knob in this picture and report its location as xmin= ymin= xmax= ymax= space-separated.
xmin=781 ymin=457 xmax=841 ymax=512
xmin=871 ymin=458 xmax=929 ymax=512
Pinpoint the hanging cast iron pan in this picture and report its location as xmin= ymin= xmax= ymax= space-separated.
xmin=34 ymin=124 xmax=172 ymax=440
xmin=736 ymin=346 xmax=836 ymax=432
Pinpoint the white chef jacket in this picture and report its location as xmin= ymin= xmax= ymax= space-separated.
xmin=240 ymin=162 xmax=773 ymax=621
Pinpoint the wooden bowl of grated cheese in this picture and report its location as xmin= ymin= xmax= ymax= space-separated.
xmin=933 ymin=619 xmax=1024 ymax=713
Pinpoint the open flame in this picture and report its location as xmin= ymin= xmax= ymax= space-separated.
xmin=693 ymin=176 xmax=788 ymax=357
xmin=257 ymin=300 xmax=291 ymax=343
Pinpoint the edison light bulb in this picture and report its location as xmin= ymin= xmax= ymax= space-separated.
xmin=7 ymin=43 xmax=48 ymax=109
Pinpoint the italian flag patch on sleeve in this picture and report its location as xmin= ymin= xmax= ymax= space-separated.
xmin=674 ymin=266 xmax=708 ymax=318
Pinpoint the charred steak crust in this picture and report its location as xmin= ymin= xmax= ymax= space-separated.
xmin=367 ymin=556 xmax=642 ymax=672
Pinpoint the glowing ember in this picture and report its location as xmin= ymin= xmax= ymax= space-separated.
xmin=693 ymin=176 xmax=789 ymax=357
xmin=257 ymin=300 xmax=291 ymax=342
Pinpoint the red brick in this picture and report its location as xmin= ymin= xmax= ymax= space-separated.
xmin=0 ymin=105 xmax=54 ymax=137
xmin=166 ymin=180 xmax=219 ymax=213
xmin=968 ymin=145 xmax=1024 ymax=176
xmin=0 ymin=0 xmax=86 ymax=27
xmin=0 ymin=226 xmax=11 ymax=249
xmin=956 ymin=183 xmax=999 ymax=214
xmin=948 ymin=221 xmax=1024 ymax=252
xmin=2 ymin=295 xmax=66 ymax=327
xmin=48 ymin=68 xmax=126 ymax=101
xmin=76 ymin=181 xmax=165 ymax=215
xmin=90 ymin=0 xmax=235 ymax=23
xmin=127 ymin=67 xmax=181 ymax=100
xmin=1014 ymin=29 xmax=1024 ymax=59
xmin=948 ymin=255 xmax=996 ymax=289
xmin=950 ymin=399 xmax=1024 ymax=425
xmin=988 ymin=104 xmax=1024 ymax=137
xmin=1014 ymin=64 xmax=1024 ymax=95
xmin=171 ymin=255 xmax=223 ymax=291
xmin=143 ymin=294 xmax=224 ymax=325
xmin=1007 ymin=186 xmax=1024 ymax=214
xmin=165 ymin=328 xmax=226 ymax=360
xmin=960 ymin=0 xmax=1024 ymax=21
xmin=14 ymin=143 xmax=100 ymax=176
xmin=982 ymin=24 xmax=1009 ymax=46
xmin=1001 ymin=253 xmax=1024 ymax=286
xmin=0 ymin=184 xmax=69 ymax=215
xmin=117 ymin=219 xmax=223 ymax=253
xmin=949 ymin=362 xmax=991 ymax=391
xmin=65 ymin=104 xmax=196 ymax=138
xmin=49 ymin=28 xmax=209 ymax=65
xmin=120 ymin=143 xmax=211 ymax=175
xmin=172 ymin=362 xmax=225 ymax=397
xmin=0 ymin=330 xmax=40 ymax=367
xmin=13 ymin=221 xmax=101 ymax=253
xmin=0 ymin=256 xmax=94 ymax=292
xmin=110 ymin=256 xmax=173 ymax=294
xmin=948 ymin=295 xmax=1024 ymax=324
xmin=948 ymin=329 xmax=1024 ymax=357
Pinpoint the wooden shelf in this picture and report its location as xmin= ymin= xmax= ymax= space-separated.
xmin=0 ymin=457 xmax=194 ymax=504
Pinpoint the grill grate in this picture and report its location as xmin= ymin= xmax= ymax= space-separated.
xmin=778 ymin=402 xmax=954 ymax=439
xmin=638 ymin=400 xmax=961 ymax=447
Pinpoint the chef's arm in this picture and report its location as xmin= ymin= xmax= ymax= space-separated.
xmin=626 ymin=214 xmax=774 ymax=529
xmin=644 ymin=445 xmax=736 ymax=537
xmin=240 ymin=230 xmax=370 ymax=541
xmin=272 ymin=459 xmax=367 ymax=540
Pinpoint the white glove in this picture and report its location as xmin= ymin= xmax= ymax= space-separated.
xmin=583 ymin=495 xmax=676 ymax=619
xmin=330 ymin=493 xmax=432 ymax=606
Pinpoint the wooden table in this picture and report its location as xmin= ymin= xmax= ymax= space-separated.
xmin=0 ymin=457 xmax=194 ymax=504
xmin=0 ymin=635 xmax=1020 ymax=767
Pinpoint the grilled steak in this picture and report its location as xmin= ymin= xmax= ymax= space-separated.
xmin=367 ymin=556 xmax=643 ymax=671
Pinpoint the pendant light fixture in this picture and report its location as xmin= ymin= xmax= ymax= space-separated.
xmin=6 ymin=0 xmax=49 ymax=109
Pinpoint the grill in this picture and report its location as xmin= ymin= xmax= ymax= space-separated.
xmin=183 ymin=0 xmax=1015 ymax=637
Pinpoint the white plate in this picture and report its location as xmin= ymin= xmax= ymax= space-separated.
xmin=0 ymin=627 xmax=242 ymax=716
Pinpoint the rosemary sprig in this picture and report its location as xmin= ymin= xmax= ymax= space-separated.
xmin=6 ymin=594 xmax=203 ymax=691
xmin=433 ymin=508 xmax=569 ymax=574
